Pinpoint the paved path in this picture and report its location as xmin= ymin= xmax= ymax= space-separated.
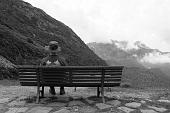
xmin=0 ymin=84 xmax=170 ymax=113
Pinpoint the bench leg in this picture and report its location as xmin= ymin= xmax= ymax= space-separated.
xmin=36 ymin=85 xmax=40 ymax=104
xmin=74 ymin=87 xmax=76 ymax=92
xmin=97 ymin=87 xmax=100 ymax=97
xmin=108 ymin=87 xmax=111 ymax=92
xmin=101 ymin=86 xmax=105 ymax=103
xmin=41 ymin=86 xmax=44 ymax=98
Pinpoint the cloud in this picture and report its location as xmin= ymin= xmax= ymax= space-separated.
xmin=140 ymin=52 xmax=170 ymax=64
xmin=24 ymin=0 xmax=170 ymax=51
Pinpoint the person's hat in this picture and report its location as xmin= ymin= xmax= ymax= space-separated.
xmin=45 ymin=41 xmax=61 ymax=52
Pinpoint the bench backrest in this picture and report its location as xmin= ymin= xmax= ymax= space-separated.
xmin=18 ymin=66 xmax=124 ymax=87
xmin=18 ymin=66 xmax=38 ymax=86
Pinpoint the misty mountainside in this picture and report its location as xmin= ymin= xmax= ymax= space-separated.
xmin=87 ymin=41 xmax=170 ymax=88
xmin=87 ymin=40 xmax=170 ymax=70
xmin=0 ymin=0 xmax=106 ymax=79
xmin=87 ymin=41 xmax=146 ymax=68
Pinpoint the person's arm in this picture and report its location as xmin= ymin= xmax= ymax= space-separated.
xmin=58 ymin=56 xmax=68 ymax=66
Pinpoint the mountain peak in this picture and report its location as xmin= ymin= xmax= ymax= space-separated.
xmin=87 ymin=40 xmax=170 ymax=66
xmin=134 ymin=41 xmax=150 ymax=49
xmin=111 ymin=40 xmax=150 ymax=50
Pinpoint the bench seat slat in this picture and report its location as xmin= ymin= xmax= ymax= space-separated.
xmin=43 ymin=79 xmax=68 ymax=81
xmin=43 ymin=82 xmax=69 ymax=84
xmin=71 ymin=73 xmax=122 ymax=75
xmin=42 ymin=74 xmax=68 ymax=76
xmin=42 ymin=77 xmax=121 ymax=80
xmin=72 ymin=76 xmax=121 ymax=79
xmin=19 ymin=72 xmax=37 ymax=75
xmin=72 ymin=82 xmax=121 ymax=84
xmin=72 ymin=79 xmax=101 ymax=81
xmin=19 ymin=78 xmax=37 ymax=81
xmin=42 ymin=76 xmax=68 ymax=78
xmin=71 ymin=70 xmax=122 ymax=73
xmin=72 ymin=73 xmax=101 ymax=75
xmin=20 ymin=82 xmax=38 ymax=86
xmin=42 ymin=79 xmax=69 ymax=81
xmin=72 ymin=78 xmax=121 ymax=82
xmin=20 ymin=81 xmax=37 ymax=83
xmin=105 ymin=72 xmax=122 ymax=74
xmin=72 ymin=82 xmax=121 ymax=86
xmin=41 ymin=70 xmax=68 ymax=73
xmin=19 ymin=75 xmax=37 ymax=78
xmin=41 ymin=83 xmax=121 ymax=87
xmin=18 ymin=70 xmax=37 ymax=72
xmin=104 ymin=79 xmax=121 ymax=81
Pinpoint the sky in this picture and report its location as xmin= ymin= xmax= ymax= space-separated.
xmin=24 ymin=0 xmax=170 ymax=52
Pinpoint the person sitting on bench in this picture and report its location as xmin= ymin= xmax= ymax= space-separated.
xmin=40 ymin=41 xmax=68 ymax=95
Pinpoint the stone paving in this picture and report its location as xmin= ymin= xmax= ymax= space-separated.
xmin=0 ymin=83 xmax=170 ymax=113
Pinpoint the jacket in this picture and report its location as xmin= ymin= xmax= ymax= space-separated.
xmin=40 ymin=54 xmax=68 ymax=66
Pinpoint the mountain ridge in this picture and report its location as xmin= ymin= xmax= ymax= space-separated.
xmin=0 ymin=0 xmax=107 ymax=79
xmin=87 ymin=41 xmax=170 ymax=89
xmin=87 ymin=40 xmax=170 ymax=66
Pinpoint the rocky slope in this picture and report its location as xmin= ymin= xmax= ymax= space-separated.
xmin=0 ymin=0 xmax=106 ymax=78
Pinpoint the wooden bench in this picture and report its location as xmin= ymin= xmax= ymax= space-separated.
xmin=17 ymin=65 xmax=124 ymax=103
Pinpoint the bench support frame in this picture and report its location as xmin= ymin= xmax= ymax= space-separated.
xmin=97 ymin=87 xmax=100 ymax=97
xmin=101 ymin=69 xmax=105 ymax=103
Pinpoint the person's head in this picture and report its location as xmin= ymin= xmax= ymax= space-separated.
xmin=45 ymin=41 xmax=61 ymax=55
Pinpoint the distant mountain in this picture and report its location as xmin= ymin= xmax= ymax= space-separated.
xmin=0 ymin=0 xmax=106 ymax=79
xmin=87 ymin=40 xmax=170 ymax=69
xmin=87 ymin=41 xmax=144 ymax=68
xmin=87 ymin=41 xmax=170 ymax=88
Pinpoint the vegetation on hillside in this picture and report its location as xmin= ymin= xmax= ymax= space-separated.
xmin=0 ymin=0 xmax=107 ymax=79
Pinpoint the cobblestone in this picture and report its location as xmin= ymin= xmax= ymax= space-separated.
xmin=140 ymin=109 xmax=158 ymax=113
xmin=8 ymin=100 xmax=26 ymax=107
xmin=148 ymin=106 xmax=167 ymax=112
xmin=118 ymin=106 xmax=135 ymax=113
xmin=106 ymin=100 xmax=121 ymax=107
xmin=26 ymin=107 xmax=53 ymax=113
xmin=96 ymin=103 xmax=112 ymax=110
xmin=52 ymin=108 xmax=70 ymax=113
xmin=5 ymin=107 xmax=28 ymax=113
xmin=0 ymin=98 xmax=10 ymax=104
xmin=0 ymin=84 xmax=170 ymax=113
xmin=125 ymin=102 xmax=141 ymax=108
xmin=68 ymin=100 xmax=85 ymax=106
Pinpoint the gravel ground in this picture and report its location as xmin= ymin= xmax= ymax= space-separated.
xmin=0 ymin=80 xmax=170 ymax=113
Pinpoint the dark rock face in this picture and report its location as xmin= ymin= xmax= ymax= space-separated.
xmin=0 ymin=0 xmax=106 ymax=66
